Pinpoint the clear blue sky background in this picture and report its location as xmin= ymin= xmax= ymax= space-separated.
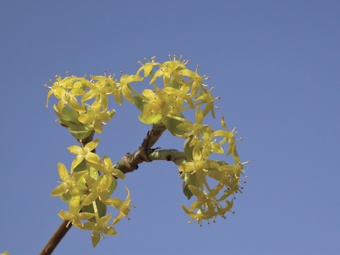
xmin=1 ymin=1 xmax=339 ymax=254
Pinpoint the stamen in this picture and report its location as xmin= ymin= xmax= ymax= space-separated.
xmin=66 ymin=220 xmax=72 ymax=228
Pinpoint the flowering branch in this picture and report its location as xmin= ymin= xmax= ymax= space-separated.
xmin=42 ymin=55 xmax=247 ymax=252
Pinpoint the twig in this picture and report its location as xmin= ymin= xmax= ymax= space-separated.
xmin=39 ymin=220 xmax=72 ymax=255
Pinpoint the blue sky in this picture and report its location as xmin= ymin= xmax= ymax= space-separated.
xmin=1 ymin=1 xmax=339 ymax=254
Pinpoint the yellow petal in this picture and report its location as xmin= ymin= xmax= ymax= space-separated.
xmin=68 ymin=145 xmax=82 ymax=154
xmin=58 ymin=163 xmax=70 ymax=181
xmin=85 ymin=152 xmax=102 ymax=166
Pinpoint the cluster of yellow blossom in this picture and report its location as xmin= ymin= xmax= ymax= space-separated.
xmin=46 ymin=55 xmax=247 ymax=246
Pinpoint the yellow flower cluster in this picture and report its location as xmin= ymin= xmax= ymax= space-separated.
xmin=178 ymin=110 xmax=248 ymax=226
xmin=50 ymin=144 xmax=131 ymax=247
xmin=46 ymin=55 xmax=247 ymax=246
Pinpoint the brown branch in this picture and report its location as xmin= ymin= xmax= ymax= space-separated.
xmin=148 ymin=149 xmax=186 ymax=166
xmin=39 ymin=220 xmax=72 ymax=255
xmin=115 ymin=123 xmax=167 ymax=174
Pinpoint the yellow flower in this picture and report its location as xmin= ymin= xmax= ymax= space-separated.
xmin=57 ymin=88 xmax=85 ymax=114
xmin=187 ymin=183 xmax=223 ymax=212
xmin=150 ymin=55 xmax=186 ymax=87
xmin=82 ymin=75 xmax=116 ymax=111
xmin=83 ymin=213 xmax=118 ymax=248
xmin=163 ymin=80 xmax=194 ymax=114
xmin=113 ymin=73 xmax=143 ymax=104
xmin=136 ymin=56 xmax=161 ymax=77
xmin=58 ymin=196 xmax=95 ymax=228
xmin=178 ymin=65 xmax=209 ymax=97
xmin=78 ymin=101 xmax=114 ymax=134
xmin=218 ymin=161 xmax=248 ymax=177
xmin=195 ymin=132 xmax=224 ymax=158
xmin=194 ymin=87 xmax=219 ymax=118
xmin=141 ymin=88 xmax=171 ymax=119
xmin=102 ymin=156 xmax=125 ymax=180
xmin=213 ymin=115 xmax=239 ymax=159
xmin=181 ymin=204 xmax=217 ymax=226
xmin=67 ymin=138 xmax=102 ymax=173
xmin=50 ymin=163 xmax=88 ymax=197
xmin=216 ymin=199 xmax=234 ymax=218
xmin=82 ymin=175 xmax=112 ymax=206
xmin=45 ymin=76 xmax=85 ymax=111
xmin=107 ymin=187 xmax=135 ymax=225
xmin=179 ymin=147 xmax=219 ymax=186
xmin=176 ymin=106 xmax=214 ymax=141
